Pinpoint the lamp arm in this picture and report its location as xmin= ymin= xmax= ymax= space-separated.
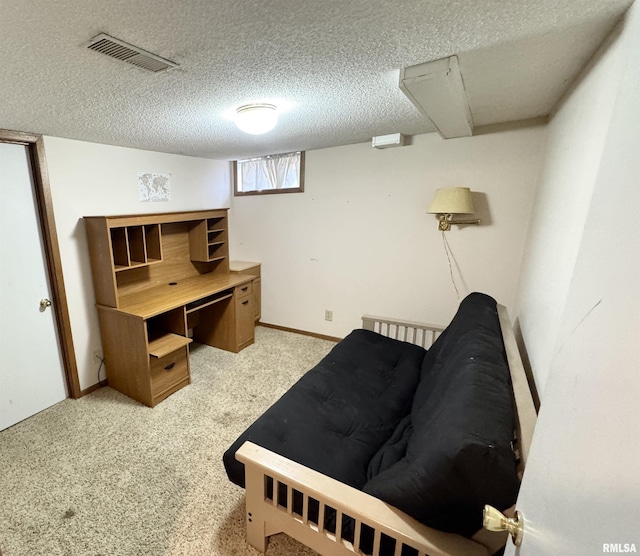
xmin=450 ymin=218 xmax=480 ymax=225
xmin=436 ymin=213 xmax=480 ymax=231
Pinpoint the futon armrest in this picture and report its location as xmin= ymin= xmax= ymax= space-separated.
xmin=236 ymin=441 xmax=489 ymax=556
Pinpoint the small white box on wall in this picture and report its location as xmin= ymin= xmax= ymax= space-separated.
xmin=372 ymin=133 xmax=406 ymax=149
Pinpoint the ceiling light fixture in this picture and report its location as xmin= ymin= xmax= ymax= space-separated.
xmin=235 ymin=104 xmax=278 ymax=135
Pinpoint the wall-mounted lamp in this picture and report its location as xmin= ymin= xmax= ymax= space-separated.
xmin=427 ymin=187 xmax=480 ymax=231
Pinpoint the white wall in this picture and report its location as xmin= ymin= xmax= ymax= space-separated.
xmin=509 ymin=4 xmax=640 ymax=552
xmin=515 ymin=23 xmax=626 ymax=394
xmin=44 ymin=137 xmax=230 ymax=391
xmin=230 ymin=128 xmax=546 ymax=338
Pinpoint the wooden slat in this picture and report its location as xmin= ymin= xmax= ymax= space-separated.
xmin=354 ymin=520 xmax=362 ymax=552
xmin=318 ymin=503 xmax=325 ymax=533
xmin=287 ymin=483 xmax=293 ymax=515
xmin=373 ymin=529 xmax=382 ymax=555
xmin=302 ymin=493 xmax=309 ymax=523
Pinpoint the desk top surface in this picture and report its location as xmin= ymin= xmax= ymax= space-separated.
xmin=229 ymin=260 xmax=261 ymax=272
xmin=115 ymin=272 xmax=255 ymax=319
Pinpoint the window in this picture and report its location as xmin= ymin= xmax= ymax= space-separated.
xmin=233 ymin=151 xmax=304 ymax=196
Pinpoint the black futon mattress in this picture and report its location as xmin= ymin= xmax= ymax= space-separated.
xmin=223 ymin=293 xmax=520 ymax=538
xmin=224 ymin=328 xmax=427 ymax=489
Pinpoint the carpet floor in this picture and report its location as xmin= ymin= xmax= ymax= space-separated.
xmin=0 ymin=326 xmax=336 ymax=556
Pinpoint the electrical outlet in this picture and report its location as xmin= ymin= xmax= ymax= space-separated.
xmin=325 ymin=310 xmax=333 ymax=322
xmin=93 ymin=349 xmax=103 ymax=363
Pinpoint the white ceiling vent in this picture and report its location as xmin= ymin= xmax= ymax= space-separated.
xmin=86 ymin=33 xmax=178 ymax=73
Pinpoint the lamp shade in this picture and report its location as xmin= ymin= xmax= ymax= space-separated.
xmin=235 ymin=104 xmax=278 ymax=134
xmin=427 ymin=187 xmax=474 ymax=214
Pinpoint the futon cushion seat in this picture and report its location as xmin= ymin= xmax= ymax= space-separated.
xmin=223 ymin=329 xmax=427 ymax=489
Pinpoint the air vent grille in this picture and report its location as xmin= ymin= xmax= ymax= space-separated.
xmin=86 ymin=33 xmax=178 ymax=73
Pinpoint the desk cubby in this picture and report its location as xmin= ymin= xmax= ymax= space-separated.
xmin=110 ymin=223 xmax=162 ymax=271
xmin=147 ymin=307 xmax=191 ymax=359
xmin=85 ymin=210 xmax=256 ymax=407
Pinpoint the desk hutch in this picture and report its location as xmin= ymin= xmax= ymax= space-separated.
xmin=84 ymin=209 xmax=256 ymax=407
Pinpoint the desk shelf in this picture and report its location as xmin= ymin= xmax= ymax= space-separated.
xmin=190 ymin=216 xmax=229 ymax=264
xmin=148 ymin=333 xmax=192 ymax=359
xmin=114 ymin=258 xmax=162 ymax=272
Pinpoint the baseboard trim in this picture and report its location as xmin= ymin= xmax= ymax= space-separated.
xmin=258 ymin=322 xmax=341 ymax=343
xmin=80 ymin=379 xmax=108 ymax=397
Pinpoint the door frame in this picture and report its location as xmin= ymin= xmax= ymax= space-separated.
xmin=1 ymin=129 xmax=80 ymax=398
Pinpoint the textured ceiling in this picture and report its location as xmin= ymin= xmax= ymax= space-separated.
xmin=0 ymin=0 xmax=633 ymax=160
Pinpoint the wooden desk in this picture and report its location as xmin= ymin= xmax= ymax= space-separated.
xmin=85 ymin=210 xmax=255 ymax=407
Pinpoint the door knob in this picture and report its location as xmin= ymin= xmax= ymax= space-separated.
xmin=483 ymin=505 xmax=523 ymax=546
xmin=40 ymin=298 xmax=52 ymax=311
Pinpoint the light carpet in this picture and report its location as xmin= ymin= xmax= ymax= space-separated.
xmin=0 ymin=326 xmax=337 ymax=556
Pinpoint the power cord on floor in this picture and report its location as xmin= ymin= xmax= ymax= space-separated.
xmin=97 ymin=356 xmax=105 ymax=384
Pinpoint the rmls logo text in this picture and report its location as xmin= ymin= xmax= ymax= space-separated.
xmin=603 ymin=544 xmax=637 ymax=553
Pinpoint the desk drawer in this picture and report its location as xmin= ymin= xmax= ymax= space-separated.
xmin=237 ymin=281 xmax=253 ymax=297
xmin=236 ymin=293 xmax=254 ymax=349
xmin=150 ymin=347 xmax=189 ymax=398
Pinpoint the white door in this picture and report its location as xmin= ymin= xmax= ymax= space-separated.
xmin=504 ymin=43 xmax=640 ymax=555
xmin=505 ymin=295 xmax=640 ymax=555
xmin=0 ymin=142 xmax=67 ymax=431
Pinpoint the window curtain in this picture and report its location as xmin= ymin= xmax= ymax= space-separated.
xmin=239 ymin=152 xmax=300 ymax=192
